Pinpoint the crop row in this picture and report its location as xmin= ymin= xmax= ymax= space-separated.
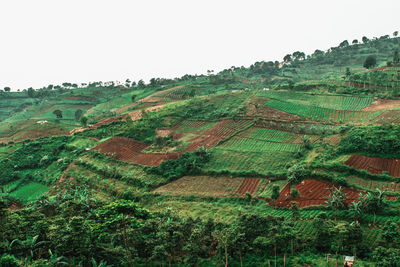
xmin=221 ymin=137 xmax=302 ymax=153
xmin=257 ymin=91 xmax=373 ymax=111
xmin=265 ymin=99 xmax=380 ymax=122
xmin=241 ymin=128 xmax=294 ymax=143
xmin=203 ymin=149 xmax=294 ymax=174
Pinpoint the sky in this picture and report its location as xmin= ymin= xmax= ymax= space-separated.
xmin=0 ymin=0 xmax=399 ymax=91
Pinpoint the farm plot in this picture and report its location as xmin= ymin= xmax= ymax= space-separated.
xmin=237 ymin=178 xmax=261 ymax=195
xmin=258 ymin=180 xmax=288 ymax=198
xmin=203 ymin=149 xmax=296 ymax=175
xmin=184 ymin=119 xmax=253 ymax=152
xmin=153 ymin=176 xmax=247 ymax=197
xmin=346 ymin=176 xmax=400 ymax=193
xmin=220 ymin=137 xmax=302 ymax=153
xmin=372 ymin=110 xmax=400 ymax=124
xmin=172 ymin=121 xmax=218 ymax=134
xmin=8 ymin=182 xmax=48 ymax=204
xmin=238 ymin=128 xmax=293 ymax=142
xmin=264 ymin=99 xmax=381 ymax=123
xmin=91 ymin=137 xmax=181 ymax=166
xmin=275 ymin=179 xmax=362 ymax=208
xmin=257 ymin=91 xmax=374 ymax=111
xmin=344 ymin=155 xmax=400 ymax=177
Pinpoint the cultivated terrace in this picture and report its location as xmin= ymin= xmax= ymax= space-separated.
xmin=1 ymin=33 xmax=400 ymax=266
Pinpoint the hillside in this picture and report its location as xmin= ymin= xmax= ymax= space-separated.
xmin=1 ymin=33 xmax=400 ymax=266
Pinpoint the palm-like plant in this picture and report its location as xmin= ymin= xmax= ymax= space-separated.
xmin=349 ymin=201 xmax=363 ymax=223
xmin=10 ymin=234 xmax=47 ymax=259
xmin=325 ymin=186 xmax=346 ymax=221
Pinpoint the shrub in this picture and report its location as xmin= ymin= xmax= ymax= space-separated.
xmin=0 ymin=254 xmax=20 ymax=267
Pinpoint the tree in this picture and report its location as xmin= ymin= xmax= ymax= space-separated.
xmin=363 ymin=55 xmax=377 ymax=69
xmin=393 ymin=50 xmax=399 ymax=64
xmin=52 ymin=110 xmax=63 ymax=119
xmin=362 ymin=36 xmax=370 ymax=44
xmin=352 ymin=39 xmax=359 ymax=45
xmin=27 ymin=87 xmax=35 ymax=98
xmin=212 ymin=228 xmax=235 ymax=267
xmin=290 ymin=202 xmax=300 ymax=220
xmin=80 ymin=116 xmax=88 ymax=127
xmin=394 ymin=31 xmax=399 ymax=37
xmin=292 ymin=51 xmax=305 ymax=61
xmin=131 ymin=94 xmax=137 ymax=103
xmin=3 ymin=87 xmax=10 ymax=92
xmin=345 ymin=67 xmax=351 ymax=78
xmin=339 ymin=40 xmax=349 ymax=48
xmin=372 ymin=246 xmax=400 ymax=267
xmin=283 ymin=54 xmax=292 ymax=63
xmin=74 ymin=109 xmax=83 ymax=121
xmin=137 ymin=80 xmax=145 ymax=89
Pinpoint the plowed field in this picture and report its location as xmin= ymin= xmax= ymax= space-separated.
xmin=344 ymin=155 xmax=400 ymax=177
xmin=153 ymin=176 xmax=246 ymax=197
xmin=275 ymin=179 xmax=361 ymax=208
xmin=91 ymin=137 xmax=181 ymax=166
xmin=185 ymin=120 xmax=252 ymax=152
xmin=237 ymin=178 xmax=260 ymax=195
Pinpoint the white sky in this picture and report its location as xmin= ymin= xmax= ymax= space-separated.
xmin=0 ymin=0 xmax=399 ymax=90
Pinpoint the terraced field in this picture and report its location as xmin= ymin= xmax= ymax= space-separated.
xmin=153 ymin=176 xmax=261 ymax=197
xmin=257 ymin=90 xmax=374 ymax=111
xmin=344 ymin=155 xmax=400 ymax=177
xmin=275 ymin=179 xmax=361 ymax=208
xmin=203 ymin=149 xmax=295 ymax=175
xmin=347 ymin=176 xmax=400 ymax=192
xmin=264 ymin=99 xmax=382 ymax=122
xmin=92 ymin=137 xmax=181 ymax=166
xmin=220 ymin=137 xmax=302 ymax=153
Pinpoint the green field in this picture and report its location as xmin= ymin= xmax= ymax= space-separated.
xmin=221 ymin=137 xmax=302 ymax=153
xmin=264 ymin=99 xmax=382 ymax=122
xmin=257 ymin=90 xmax=374 ymax=111
xmin=203 ymin=148 xmax=296 ymax=175
xmin=8 ymin=182 xmax=48 ymax=203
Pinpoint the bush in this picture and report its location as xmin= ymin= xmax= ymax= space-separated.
xmin=0 ymin=254 xmax=20 ymax=267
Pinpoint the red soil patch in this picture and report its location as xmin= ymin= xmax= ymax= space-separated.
xmin=185 ymin=120 xmax=252 ymax=152
xmin=91 ymin=115 xmax=126 ymax=129
xmin=91 ymin=137 xmax=181 ymax=166
xmin=344 ymin=155 xmax=400 ymax=177
xmin=362 ymin=99 xmax=400 ymax=112
xmin=92 ymin=137 xmax=148 ymax=160
xmin=134 ymin=153 xmax=181 ymax=166
xmin=237 ymin=178 xmax=260 ymax=195
xmin=275 ymin=179 xmax=362 ymax=208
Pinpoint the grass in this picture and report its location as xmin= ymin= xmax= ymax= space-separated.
xmin=9 ymin=182 xmax=48 ymax=203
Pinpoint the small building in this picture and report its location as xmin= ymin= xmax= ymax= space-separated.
xmin=343 ymin=256 xmax=355 ymax=266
